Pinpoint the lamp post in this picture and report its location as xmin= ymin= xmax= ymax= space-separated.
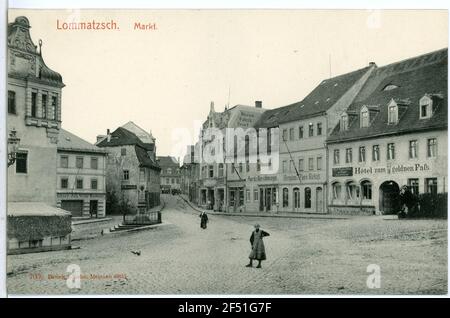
xmin=7 ymin=128 xmax=20 ymax=167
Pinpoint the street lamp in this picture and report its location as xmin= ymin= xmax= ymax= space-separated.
xmin=7 ymin=128 xmax=20 ymax=167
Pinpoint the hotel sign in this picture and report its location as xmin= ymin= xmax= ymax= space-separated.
xmin=121 ymin=184 xmax=137 ymax=190
xmin=332 ymin=167 xmax=353 ymax=177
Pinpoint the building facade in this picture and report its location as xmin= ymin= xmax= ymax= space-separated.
xmin=56 ymin=129 xmax=107 ymax=218
xmin=97 ymin=127 xmax=161 ymax=214
xmin=157 ymin=156 xmax=181 ymax=193
xmin=327 ymin=49 xmax=448 ymax=215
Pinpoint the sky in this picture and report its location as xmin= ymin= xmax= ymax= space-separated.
xmin=8 ymin=9 xmax=448 ymax=160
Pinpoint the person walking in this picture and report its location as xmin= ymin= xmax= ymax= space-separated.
xmin=199 ymin=211 xmax=208 ymax=229
xmin=246 ymin=224 xmax=270 ymax=268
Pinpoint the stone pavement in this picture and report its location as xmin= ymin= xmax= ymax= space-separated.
xmin=6 ymin=195 xmax=447 ymax=295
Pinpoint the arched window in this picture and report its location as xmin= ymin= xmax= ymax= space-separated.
xmin=346 ymin=181 xmax=360 ymax=201
xmin=332 ymin=182 xmax=342 ymax=200
xmin=293 ymin=187 xmax=300 ymax=208
xmin=282 ymin=188 xmax=289 ymax=208
xmin=304 ymin=187 xmax=311 ymax=208
xmin=419 ymin=95 xmax=432 ymax=119
xmin=361 ymin=180 xmax=372 ymax=200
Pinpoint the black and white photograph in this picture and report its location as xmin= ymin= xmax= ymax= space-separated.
xmin=1 ymin=2 xmax=448 ymax=299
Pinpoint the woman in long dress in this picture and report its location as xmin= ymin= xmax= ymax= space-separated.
xmin=199 ymin=211 xmax=208 ymax=229
xmin=246 ymin=224 xmax=270 ymax=268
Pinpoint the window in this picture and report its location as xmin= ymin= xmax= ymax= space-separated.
xmin=409 ymin=140 xmax=418 ymax=159
xmin=91 ymin=157 xmax=98 ymax=169
xmin=121 ymin=148 xmax=126 ymax=156
xmin=8 ymin=91 xmax=16 ymax=114
xmin=257 ymin=159 xmax=261 ymax=172
xmin=60 ymin=155 xmax=69 ymax=168
xmin=246 ymin=160 xmax=250 ymax=172
xmin=408 ymin=179 xmax=419 ymax=196
xmin=388 ymin=105 xmax=398 ymax=124
xmin=61 ymin=178 xmax=68 ymax=189
xmin=208 ymin=165 xmax=214 ymax=178
xmin=76 ymin=157 xmax=84 ymax=169
xmin=76 ymin=178 xmax=83 ymax=189
xmin=427 ymin=138 xmax=437 ymax=158
xmin=289 ymin=160 xmax=294 ymax=173
xmin=372 ymin=145 xmax=380 ymax=161
xmin=304 ymin=188 xmax=311 ymax=208
xmin=41 ymin=93 xmax=47 ymax=118
xmin=289 ymin=128 xmax=294 ymax=140
xmin=345 ymin=148 xmax=352 ymax=163
xmin=282 ymin=160 xmax=287 ymax=173
xmin=298 ymin=158 xmax=304 ymax=171
xmin=239 ymin=163 xmax=243 ymax=173
xmin=282 ymin=129 xmax=288 ymax=141
xmin=171 ymin=178 xmax=175 ymax=184
xmin=332 ymin=182 xmax=342 ymax=200
xmin=123 ymin=170 xmax=129 ymax=180
xmin=308 ymin=123 xmax=314 ymax=137
xmin=50 ymin=95 xmax=57 ymax=120
xmin=16 ymin=152 xmax=27 ymax=173
xmin=299 ymin=126 xmax=304 ymax=139
xmin=360 ymin=108 xmax=369 ymax=127
xmin=231 ymin=163 xmax=235 ymax=173
xmin=254 ymin=189 xmax=259 ymax=201
xmin=246 ymin=189 xmax=251 ymax=202
xmin=340 ymin=114 xmax=348 ymax=131
xmin=167 ymin=168 xmax=172 ymax=174
xmin=346 ymin=181 xmax=360 ymax=201
xmin=387 ymin=143 xmax=395 ymax=160
xmin=333 ymin=149 xmax=340 ymax=165
xmin=218 ymin=163 xmax=224 ymax=177
xmin=419 ymin=96 xmax=432 ymax=119
xmin=361 ymin=181 xmax=372 ymax=200
xmin=317 ymin=157 xmax=322 ymax=170
xmin=166 ymin=178 xmax=169 ymax=183
xmin=359 ymin=146 xmax=366 ymax=162
xmin=317 ymin=123 xmax=322 ymax=136
xmin=283 ymin=188 xmax=289 ymax=208
xmin=31 ymin=91 xmax=37 ymax=117
xmin=91 ymin=179 xmax=98 ymax=190
xmin=139 ymin=168 xmax=145 ymax=180
xmin=308 ymin=158 xmax=314 ymax=171
xmin=426 ymin=178 xmax=438 ymax=195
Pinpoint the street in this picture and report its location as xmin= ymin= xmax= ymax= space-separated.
xmin=7 ymin=195 xmax=447 ymax=295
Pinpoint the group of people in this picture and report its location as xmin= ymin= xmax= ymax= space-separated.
xmin=198 ymin=211 xmax=270 ymax=268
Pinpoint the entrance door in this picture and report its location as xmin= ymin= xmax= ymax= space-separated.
xmin=316 ymin=187 xmax=323 ymax=213
xmin=259 ymin=188 xmax=264 ymax=212
xmin=379 ymin=181 xmax=400 ymax=214
xmin=61 ymin=200 xmax=83 ymax=217
xmin=89 ymin=200 xmax=98 ymax=218
xmin=265 ymin=188 xmax=272 ymax=211
xmin=293 ymin=188 xmax=300 ymax=212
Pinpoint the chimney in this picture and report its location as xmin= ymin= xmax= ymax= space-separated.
xmin=106 ymin=129 xmax=111 ymax=142
xmin=369 ymin=62 xmax=376 ymax=67
xmin=210 ymin=101 xmax=215 ymax=112
xmin=255 ymin=101 xmax=262 ymax=108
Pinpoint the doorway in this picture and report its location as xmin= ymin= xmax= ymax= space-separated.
xmin=316 ymin=187 xmax=323 ymax=213
xmin=293 ymin=187 xmax=300 ymax=212
xmin=90 ymin=200 xmax=98 ymax=218
xmin=379 ymin=181 xmax=400 ymax=214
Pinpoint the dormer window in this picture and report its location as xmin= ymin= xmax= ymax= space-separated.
xmin=360 ymin=106 xmax=369 ymax=128
xmin=419 ymin=95 xmax=432 ymax=119
xmin=387 ymin=100 xmax=398 ymax=125
xmin=383 ymin=84 xmax=399 ymax=91
xmin=340 ymin=114 xmax=348 ymax=131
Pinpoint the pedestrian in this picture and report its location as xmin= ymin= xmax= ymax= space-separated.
xmin=399 ymin=185 xmax=417 ymax=218
xmin=246 ymin=224 xmax=270 ymax=268
xmin=199 ymin=211 xmax=208 ymax=229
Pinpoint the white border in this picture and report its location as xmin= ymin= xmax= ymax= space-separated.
xmin=2 ymin=0 xmax=450 ymax=299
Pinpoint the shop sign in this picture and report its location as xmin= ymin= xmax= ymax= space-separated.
xmin=332 ymin=167 xmax=353 ymax=177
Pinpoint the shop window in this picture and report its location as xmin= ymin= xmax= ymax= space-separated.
xmin=332 ymin=182 xmax=342 ymax=200
xmin=346 ymin=181 xmax=360 ymax=201
xmin=361 ymin=180 xmax=372 ymax=200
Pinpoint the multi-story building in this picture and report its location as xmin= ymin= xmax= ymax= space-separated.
xmin=157 ymin=156 xmax=181 ymax=193
xmin=7 ymin=16 xmax=71 ymax=254
xmin=249 ymin=64 xmax=376 ymax=213
xmin=198 ymin=101 xmax=266 ymax=211
xmin=327 ymin=49 xmax=447 ymax=215
xmin=56 ymin=129 xmax=107 ymax=218
xmin=180 ymin=145 xmax=200 ymax=203
xmin=97 ymin=126 xmax=161 ymax=213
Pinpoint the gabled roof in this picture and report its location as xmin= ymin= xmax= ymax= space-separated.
xmin=58 ymin=129 xmax=106 ymax=154
xmin=328 ymin=48 xmax=447 ymax=143
xmin=255 ymin=66 xmax=373 ymax=128
xmin=121 ymin=121 xmax=155 ymax=144
xmin=157 ymin=156 xmax=179 ymax=168
xmin=96 ymin=127 xmax=153 ymax=151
